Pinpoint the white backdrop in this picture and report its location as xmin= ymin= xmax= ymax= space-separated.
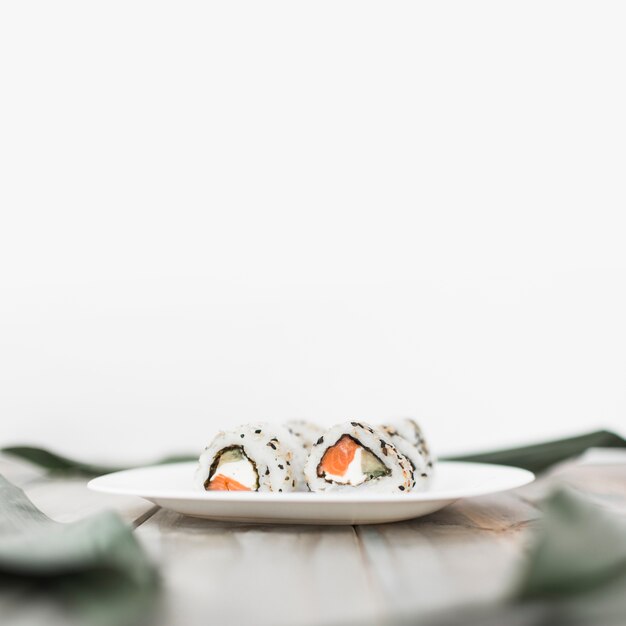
xmin=1 ymin=2 xmax=625 ymax=462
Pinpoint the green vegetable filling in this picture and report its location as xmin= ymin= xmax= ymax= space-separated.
xmin=361 ymin=447 xmax=391 ymax=480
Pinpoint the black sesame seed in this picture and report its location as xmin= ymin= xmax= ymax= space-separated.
xmin=285 ymin=475 xmax=289 ymax=481
xmin=351 ymin=422 xmax=358 ymax=427
xmin=427 ymin=462 xmax=433 ymax=468
xmin=278 ymin=464 xmax=284 ymax=470
xmin=421 ymin=473 xmax=427 ymax=477
xmin=279 ymin=489 xmax=282 ymax=493
xmin=399 ymin=486 xmax=405 ymax=491
xmin=292 ymin=480 xmax=295 ymax=487
xmin=255 ymin=429 xmax=261 ymax=434
xmin=316 ymin=436 xmax=324 ymax=445
xmin=267 ymin=442 xmax=277 ymax=450
xmin=240 ymin=434 xmax=245 ymax=438
xmin=286 ymin=460 xmax=290 ymax=466
xmin=265 ymin=468 xmax=270 ymax=475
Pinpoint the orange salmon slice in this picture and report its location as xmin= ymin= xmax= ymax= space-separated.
xmin=208 ymin=474 xmax=252 ymax=491
xmin=320 ymin=435 xmax=360 ymax=476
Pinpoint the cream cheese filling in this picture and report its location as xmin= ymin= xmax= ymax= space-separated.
xmin=209 ymin=448 xmax=259 ymax=489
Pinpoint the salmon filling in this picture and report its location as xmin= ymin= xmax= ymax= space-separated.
xmin=317 ymin=435 xmax=390 ymax=486
xmin=205 ymin=446 xmax=259 ymax=491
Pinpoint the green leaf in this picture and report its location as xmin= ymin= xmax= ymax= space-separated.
xmin=0 ymin=474 xmax=159 ymax=626
xmin=446 ymin=430 xmax=626 ymax=473
xmin=1 ymin=446 xmax=195 ymax=476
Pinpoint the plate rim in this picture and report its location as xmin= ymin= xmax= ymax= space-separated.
xmin=87 ymin=460 xmax=535 ymax=503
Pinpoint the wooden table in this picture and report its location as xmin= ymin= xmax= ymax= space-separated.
xmin=2 ymin=453 xmax=625 ymax=626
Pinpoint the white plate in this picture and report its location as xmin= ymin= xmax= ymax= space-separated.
xmin=88 ymin=461 xmax=534 ymax=525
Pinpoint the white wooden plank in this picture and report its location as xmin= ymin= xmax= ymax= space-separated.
xmin=4 ymin=456 xmax=625 ymax=626
xmin=0 ymin=453 xmax=154 ymax=525
xmin=22 ymin=476 xmax=156 ymax=524
xmin=517 ymin=462 xmax=626 ymax=517
xmin=0 ymin=453 xmax=46 ymax=488
xmin=439 ymin=492 xmax=541 ymax=532
xmin=355 ymin=491 xmax=541 ymax=621
xmin=356 ymin=462 xmax=626 ymax=623
xmin=136 ymin=509 xmax=385 ymax=626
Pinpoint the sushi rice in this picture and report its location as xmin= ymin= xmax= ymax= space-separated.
xmin=195 ymin=423 xmax=306 ymax=492
xmin=380 ymin=417 xmax=434 ymax=487
xmin=284 ymin=419 xmax=325 ymax=453
xmin=304 ymin=421 xmax=415 ymax=493
xmin=196 ymin=418 xmax=434 ymax=494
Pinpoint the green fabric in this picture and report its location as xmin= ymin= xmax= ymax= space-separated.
xmin=446 ymin=429 xmax=626 ymax=473
xmin=0 ymin=474 xmax=159 ymax=626
xmin=516 ymin=488 xmax=626 ymax=599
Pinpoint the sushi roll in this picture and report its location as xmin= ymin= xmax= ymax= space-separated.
xmin=304 ymin=421 xmax=414 ymax=493
xmin=284 ymin=419 xmax=324 ymax=452
xmin=380 ymin=418 xmax=434 ymax=487
xmin=195 ymin=423 xmax=305 ymax=492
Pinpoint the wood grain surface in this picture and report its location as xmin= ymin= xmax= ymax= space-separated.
xmin=2 ymin=452 xmax=625 ymax=626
